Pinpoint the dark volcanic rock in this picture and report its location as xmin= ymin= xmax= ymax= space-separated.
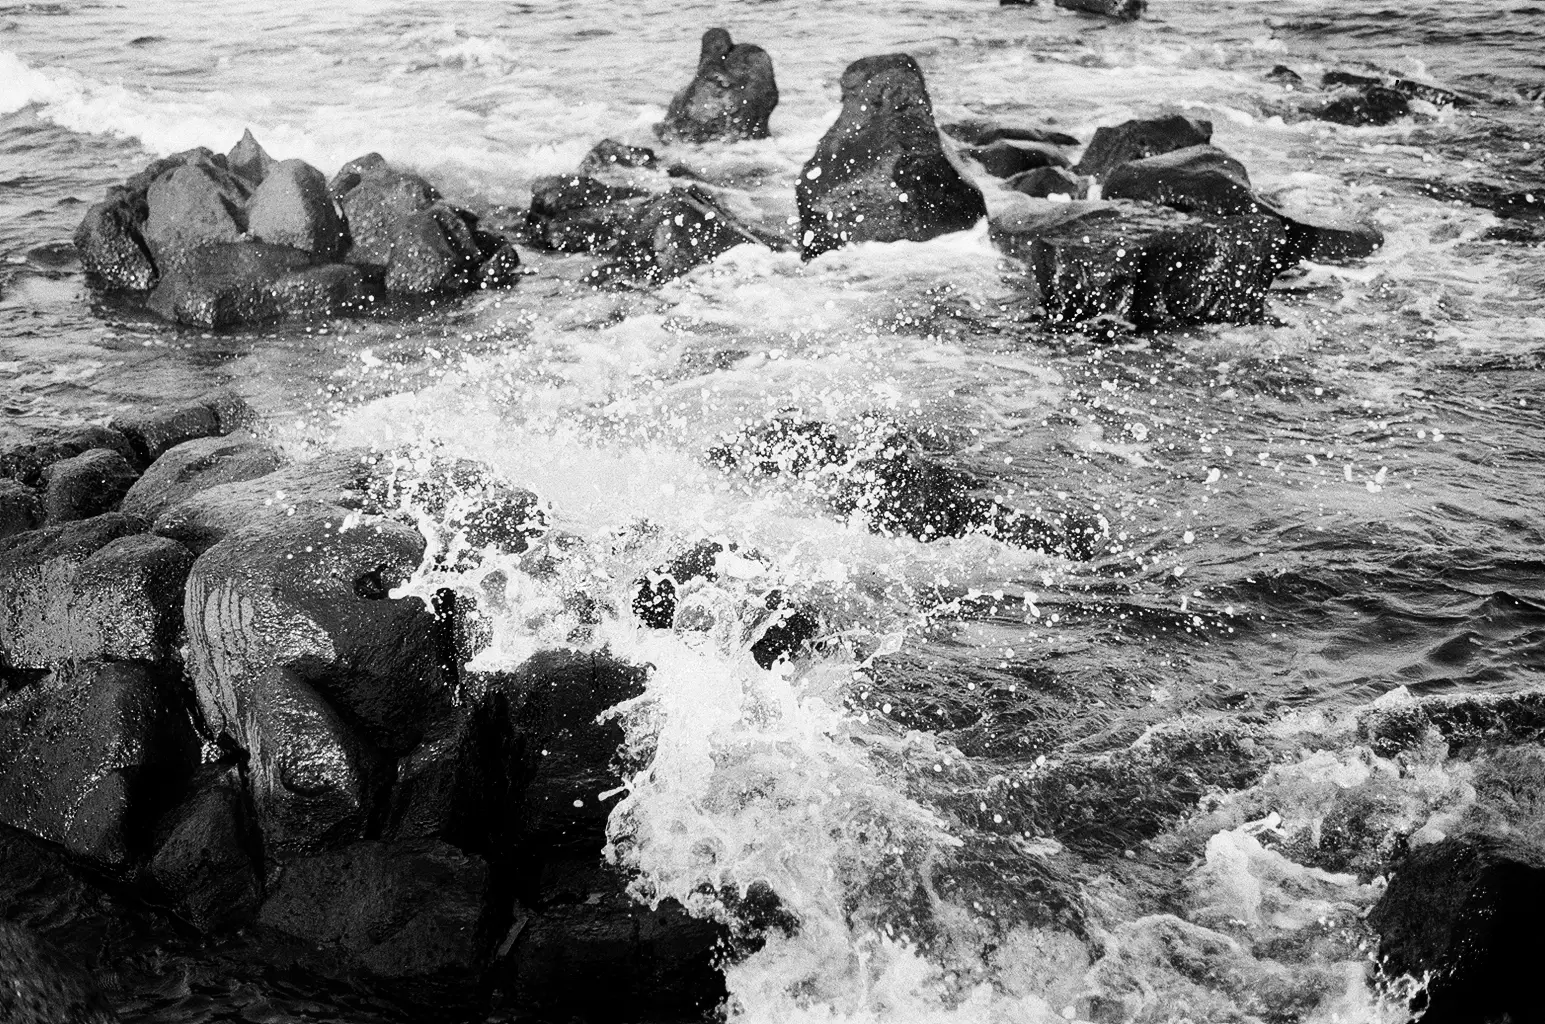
xmin=1368 ymin=834 xmax=1545 ymax=1024
xmin=0 ymin=479 xmax=43 ymax=539
xmin=524 ymin=175 xmax=651 ymax=253
xmin=941 ymin=119 xmax=1080 ymax=148
xmin=338 ymin=167 xmax=440 ymax=267
xmin=146 ymin=241 xmax=372 ymax=328
xmin=990 ymin=199 xmax=1287 ymax=330
xmin=141 ymin=158 xmax=251 ymax=269
xmin=656 ymin=27 xmax=778 ymax=143
xmin=110 ymin=389 xmax=251 ymax=466
xmin=0 ymin=521 xmax=193 ymax=669
xmin=121 ymin=433 xmax=285 ymax=521
xmin=227 ymin=128 xmax=276 ymax=186
xmin=149 ymin=763 xmax=263 ymax=932
xmin=0 ymin=921 xmax=117 ymax=1024
xmin=0 ymin=661 xmax=197 ymax=865
xmin=246 ymin=158 xmax=346 ymax=261
xmin=965 ymin=140 xmax=1070 ymax=179
xmin=41 ymin=448 xmax=139 ymax=525
xmin=798 ymin=54 xmax=986 ymax=259
xmin=73 ymin=197 xmax=157 ymax=291
xmin=579 ymin=138 xmax=660 ymax=175
xmin=1074 ymin=114 xmax=1213 ymax=181
xmin=1054 ymin=0 xmax=1145 ymax=19
xmin=1318 ymin=85 xmax=1410 ymax=126
xmin=1102 ymin=144 xmax=1258 ymax=216
xmin=1006 ymin=165 xmax=1089 ymax=199
xmin=1 ymin=425 xmax=140 ymax=484
xmin=385 ymin=203 xmax=485 ymax=295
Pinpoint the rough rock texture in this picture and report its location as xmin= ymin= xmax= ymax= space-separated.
xmin=245 ymin=158 xmax=346 ymax=260
xmin=41 ymin=448 xmax=139 ymax=525
xmin=1 ymin=425 xmax=140 ymax=485
xmin=579 ymin=138 xmax=660 ymax=175
xmin=1074 ymin=114 xmax=1214 ymax=181
xmin=942 ymin=119 xmax=1080 ymax=148
xmin=121 ymin=433 xmax=285 ymax=521
xmin=1054 ymin=0 xmax=1145 ymax=19
xmin=1103 ymin=144 xmax=1258 ymax=216
xmin=326 ymin=151 xmax=388 ymax=201
xmin=227 ymin=128 xmax=275 ymax=186
xmin=656 ymin=28 xmax=778 ymax=143
xmin=0 ymin=479 xmax=42 ymax=539
xmin=141 ymin=158 xmax=251 ymax=268
xmin=990 ymin=199 xmax=1287 ymax=330
xmin=524 ymin=175 xmax=651 ymax=253
xmin=1007 ymin=165 xmax=1089 ymax=199
xmin=0 ymin=921 xmax=117 ymax=1024
xmin=384 ymin=203 xmax=486 ymax=294
xmin=146 ymin=241 xmax=373 ymax=328
xmin=338 ymin=168 xmax=440 ymax=267
xmin=258 ymin=839 xmax=492 ymax=992
xmin=1318 ymin=84 xmax=1410 ymax=126
xmin=1368 ymin=835 xmax=1545 ymax=1024
xmin=72 ymin=198 xmax=157 ymax=291
xmin=0 ymin=661 xmax=197 ymax=865
xmin=797 ymin=54 xmax=986 ymax=259
xmin=0 ymin=520 xmax=193 ymax=669
xmin=965 ymin=139 xmax=1070 ymax=178
xmin=110 ymin=389 xmax=251 ymax=467
xmin=149 ymin=764 xmax=264 ymax=932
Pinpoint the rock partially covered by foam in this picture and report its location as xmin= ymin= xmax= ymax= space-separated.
xmin=1074 ymin=114 xmax=1213 ymax=181
xmin=656 ymin=28 xmax=778 ymax=143
xmin=797 ymin=54 xmax=986 ymax=259
xmin=1054 ymin=0 xmax=1146 ymax=20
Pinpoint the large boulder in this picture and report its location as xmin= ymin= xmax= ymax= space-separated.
xmin=0 ymin=480 xmax=41 ymax=539
xmin=656 ymin=28 xmax=778 ymax=143
xmin=0 ymin=517 xmax=193 ymax=669
xmin=990 ymin=199 xmax=1288 ymax=330
xmin=796 ymin=54 xmax=986 ymax=259
xmin=146 ymin=241 xmax=374 ymax=328
xmin=384 ymin=203 xmax=486 ymax=295
xmin=148 ymin=763 xmax=264 ymax=932
xmin=1074 ymin=114 xmax=1213 ymax=181
xmin=1054 ymin=0 xmax=1145 ymax=19
xmin=1368 ymin=835 xmax=1545 ymax=1024
xmin=121 ymin=433 xmax=285 ymax=521
xmin=1 ymin=425 xmax=140 ymax=484
xmin=141 ymin=158 xmax=251 ymax=269
xmin=245 ymin=158 xmax=346 ymax=260
xmin=338 ymin=166 xmax=440 ymax=267
xmin=964 ymin=139 xmax=1070 ymax=179
xmin=41 ymin=448 xmax=139 ymax=525
xmin=524 ymin=175 xmax=651 ymax=253
xmin=109 ymin=389 xmax=251 ymax=466
xmin=72 ymin=198 xmax=157 ymax=291
xmin=0 ymin=921 xmax=117 ymax=1024
xmin=227 ymin=128 xmax=275 ymax=186
xmin=0 ymin=661 xmax=197 ymax=865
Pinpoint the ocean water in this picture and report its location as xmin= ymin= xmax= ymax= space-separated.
xmin=2 ymin=1 xmax=1544 ymax=1021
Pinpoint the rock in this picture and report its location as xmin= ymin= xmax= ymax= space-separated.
xmin=146 ymin=241 xmax=372 ymax=327
xmin=941 ymin=119 xmax=1080 ymax=148
xmin=0 ymin=921 xmax=117 ymax=1024
xmin=1006 ymin=165 xmax=1089 ymax=199
xmin=258 ymin=839 xmax=491 ymax=992
xmin=41 ymin=448 xmax=139 ymax=525
xmin=1274 ymin=208 xmax=1384 ymax=264
xmin=477 ymin=239 xmax=523 ymax=290
xmin=656 ymin=28 xmax=778 ymax=143
xmin=524 ymin=175 xmax=651 ymax=253
xmin=227 ymin=128 xmax=275 ymax=186
xmin=1368 ymin=834 xmax=1545 ymax=1024
xmin=0 ymin=661 xmax=197 ymax=865
xmin=1323 ymin=70 xmax=1467 ymax=108
xmin=1073 ymin=114 xmax=1213 ymax=181
xmin=121 ymin=433 xmax=285 ymax=521
xmin=990 ymin=199 xmax=1287 ymax=330
xmin=0 ymin=522 xmax=193 ymax=669
xmin=385 ymin=204 xmax=484 ymax=294
xmin=1102 ymin=144 xmax=1258 ymax=216
xmin=579 ymin=138 xmax=660 ymax=175
xmin=613 ymin=185 xmax=765 ymax=281
xmin=1318 ymin=85 xmax=1409 ymax=126
xmin=797 ymin=54 xmax=986 ymax=259
xmin=245 ymin=158 xmax=346 ymax=260
xmin=141 ymin=159 xmax=251 ymax=269
xmin=110 ymin=389 xmax=251 ymax=466
xmin=965 ymin=140 xmax=1070 ymax=179
xmin=373 ymin=454 xmax=545 ymax=569
xmin=0 ymin=479 xmax=42 ymax=539
xmin=149 ymin=764 xmax=263 ymax=932
xmin=1054 ymin=0 xmax=1145 ymax=19
xmin=338 ymin=168 xmax=440 ymax=267
xmin=326 ymin=151 xmax=389 ymax=201
xmin=1 ymin=425 xmax=140 ymax=484
xmin=73 ymin=197 xmax=157 ymax=291
xmin=1266 ymin=65 xmax=1304 ymax=87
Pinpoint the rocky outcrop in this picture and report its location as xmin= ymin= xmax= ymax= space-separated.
xmin=1 ymin=425 xmax=140 ymax=484
xmin=1053 ymin=0 xmax=1145 ymax=19
xmin=0 ymin=661 xmax=197 ymax=865
xmin=110 ymin=389 xmax=250 ymax=466
xmin=145 ymin=241 xmax=375 ymax=329
xmin=120 ymin=434 xmax=284 ymax=521
xmin=149 ymin=763 xmax=264 ymax=932
xmin=1074 ymin=114 xmax=1213 ymax=181
xmin=797 ymin=54 xmax=986 ymax=259
xmin=656 ymin=28 xmax=778 ymax=143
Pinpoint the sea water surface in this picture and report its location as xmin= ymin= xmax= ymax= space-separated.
xmin=2 ymin=1 xmax=1544 ymax=1021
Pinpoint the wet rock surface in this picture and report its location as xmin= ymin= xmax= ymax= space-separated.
xmin=657 ymin=27 xmax=778 ymax=143
xmin=1053 ymin=0 xmax=1146 ymax=19
xmin=0 ymin=920 xmax=118 ymax=1024
xmin=1074 ymin=114 xmax=1214 ymax=181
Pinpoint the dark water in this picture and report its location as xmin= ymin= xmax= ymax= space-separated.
xmin=2 ymin=1 xmax=1544 ymax=1020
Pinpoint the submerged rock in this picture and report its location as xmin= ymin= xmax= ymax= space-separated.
xmin=245 ymin=158 xmax=346 ymax=260
xmin=797 ymin=54 xmax=986 ymax=259
xmin=1007 ymin=165 xmax=1089 ymax=199
xmin=524 ymin=175 xmax=651 ymax=253
xmin=1317 ymin=84 xmax=1410 ymax=126
xmin=941 ymin=119 xmax=1080 ymax=148
xmin=1102 ymin=144 xmax=1257 ymax=216
xmin=1054 ymin=0 xmax=1145 ymax=19
xmin=1074 ymin=114 xmax=1213 ymax=181
xmin=578 ymin=138 xmax=660 ymax=175
xmin=656 ymin=27 xmax=778 ymax=143
xmin=965 ymin=139 xmax=1070 ymax=179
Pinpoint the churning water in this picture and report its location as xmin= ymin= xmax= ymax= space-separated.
xmin=2 ymin=1 xmax=1544 ymax=1020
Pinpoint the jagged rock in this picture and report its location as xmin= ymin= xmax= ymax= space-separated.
xmin=615 ymin=185 xmax=765 ymax=280
xmin=146 ymin=241 xmax=373 ymax=328
xmin=0 ymin=921 xmax=118 ymax=1024
xmin=384 ymin=203 xmax=485 ymax=294
xmin=579 ymin=138 xmax=660 ymax=175
xmin=227 ymin=128 xmax=275 ymax=186
xmin=1368 ymin=834 xmax=1545 ymax=1024
xmin=338 ymin=167 xmax=440 ymax=267
xmin=965 ymin=140 xmax=1070 ymax=178
xmin=41 ymin=448 xmax=139 ymax=525
xmin=1267 ymin=65 xmax=1305 ymax=87
xmin=0 ymin=520 xmax=193 ymax=669
xmin=110 ymin=389 xmax=251 ymax=466
xmin=1 ymin=425 xmax=140 ymax=484
xmin=1054 ymin=0 xmax=1145 ymax=19
xmin=141 ymin=158 xmax=251 ymax=268
xmin=183 ymin=499 xmax=453 ymax=756
xmin=656 ymin=28 xmax=778 ymax=143
xmin=1323 ymin=70 xmax=1467 ymax=108
xmin=941 ymin=119 xmax=1080 ymax=148
xmin=327 ymin=151 xmax=389 ymax=201
xmin=149 ymin=763 xmax=263 ymax=932
xmin=0 ymin=479 xmax=43 ymax=539
xmin=1074 ymin=114 xmax=1213 ymax=180
xmin=246 ymin=158 xmax=346 ymax=260
xmin=121 ymin=433 xmax=285 ymax=521
xmin=1317 ymin=84 xmax=1410 ymax=126
xmin=797 ymin=54 xmax=986 ymax=259
xmin=990 ymin=199 xmax=1287 ymax=330
xmin=0 ymin=661 xmax=197 ymax=865
xmin=524 ymin=175 xmax=651 ymax=253
xmin=1006 ymin=165 xmax=1089 ymax=199
xmin=72 ymin=198 xmax=157 ymax=291
xmin=259 ymin=839 xmax=492 ymax=994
